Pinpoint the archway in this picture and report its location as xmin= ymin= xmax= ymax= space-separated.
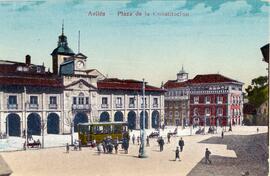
xmin=114 ymin=111 xmax=123 ymax=122
xmin=151 ymin=110 xmax=159 ymax=129
xmin=47 ymin=113 xmax=60 ymax=134
xmin=74 ymin=112 xmax=88 ymax=132
xmin=100 ymin=112 xmax=110 ymax=122
xmin=27 ymin=113 xmax=41 ymax=135
xmin=6 ymin=113 xmax=21 ymax=136
xmin=140 ymin=111 xmax=149 ymax=129
xmin=127 ymin=111 xmax=136 ymax=130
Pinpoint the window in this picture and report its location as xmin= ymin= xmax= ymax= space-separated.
xmin=205 ymin=96 xmax=210 ymax=104
xmin=8 ymin=96 xmax=17 ymax=105
xmin=217 ymin=96 xmax=223 ymax=104
xmin=141 ymin=97 xmax=147 ymax=105
xmin=30 ymin=96 xmax=38 ymax=105
xmin=205 ymin=108 xmax=210 ymax=116
xmin=153 ymin=98 xmax=158 ymax=105
xmin=169 ymin=111 xmax=173 ymax=117
xmin=193 ymin=108 xmax=198 ymax=116
xmin=129 ymin=97 xmax=135 ymax=105
xmin=194 ymin=96 xmax=199 ymax=104
xmin=116 ymin=97 xmax=122 ymax=105
xmin=175 ymin=111 xmax=179 ymax=117
xmin=85 ymin=97 xmax=89 ymax=104
xmin=102 ymin=97 xmax=108 ymax=105
xmin=217 ymin=108 xmax=223 ymax=116
xmin=73 ymin=97 xmax=77 ymax=105
xmin=50 ymin=96 xmax=57 ymax=105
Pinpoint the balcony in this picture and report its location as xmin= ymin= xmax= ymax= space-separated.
xmin=72 ymin=104 xmax=91 ymax=110
xmin=101 ymin=104 xmax=109 ymax=109
xmin=153 ymin=104 xmax=159 ymax=108
xmin=29 ymin=104 xmax=38 ymax=109
xmin=49 ymin=104 xmax=58 ymax=109
xmin=7 ymin=104 xmax=18 ymax=109
xmin=129 ymin=104 xmax=135 ymax=108
xmin=116 ymin=104 xmax=123 ymax=108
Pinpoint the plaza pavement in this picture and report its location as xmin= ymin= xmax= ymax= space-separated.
xmin=0 ymin=126 xmax=267 ymax=176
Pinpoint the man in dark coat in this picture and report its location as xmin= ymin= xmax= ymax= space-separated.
xmin=178 ymin=137 xmax=184 ymax=152
xmin=221 ymin=131 xmax=224 ymax=139
xmin=175 ymin=147 xmax=180 ymax=161
xmin=205 ymin=148 xmax=212 ymax=164
xmin=158 ymin=137 xmax=165 ymax=152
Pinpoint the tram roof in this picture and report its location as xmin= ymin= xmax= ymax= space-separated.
xmin=78 ymin=122 xmax=128 ymax=126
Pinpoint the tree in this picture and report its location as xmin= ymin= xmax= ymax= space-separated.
xmin=245 ymin=76 xmax=268 ymax=108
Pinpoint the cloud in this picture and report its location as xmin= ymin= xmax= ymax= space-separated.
xmin=12 ymin=1 xmax=46 ymax=12
xmin=126 ymin=0 xmax=150 ymax=8
xmin=180 ymin=0 xmax=269 ymax=15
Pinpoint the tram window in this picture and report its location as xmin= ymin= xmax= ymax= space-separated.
xmin=103 ymin=125 xmax=111 ymax=134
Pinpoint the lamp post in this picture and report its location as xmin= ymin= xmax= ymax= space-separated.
xmin=139 ymin=78 xmax=147 ymax=158
xmin=25 ymin=101 xmax=29 ymax=148
xmin=41 ymin=119 xmax=45 ymax=148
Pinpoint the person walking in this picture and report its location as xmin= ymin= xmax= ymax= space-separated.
xmin=221 ymin=131 xmax=224 ymax=139
xmin=66 ymin=143 xmax=69 ymax=153
xmin=114 ymin=138 xmax=119 ymax=154
xmin=137 ymin=136 xmax=140 ymax=145
xmin=205 ymin=148 xmax=212 ymax=164
xmin=158 ymin=137 xmax=165 ymax=152
xmin=167 ymin=133 xmax=171 ymax=143
xmin=132 ymin=134 xmax=135 ymax=145
xmin=257 ymin=128 xmax=259 ymax=133
xmin=178 ymin=137 xmax=184 ymax=152
xmin=146 ymin=136 xmax=150 ymax=147
xmin=97 ymin=143 xmax=102 ymax=155
xmin=175 ymin=147 xmax=180 ymax=161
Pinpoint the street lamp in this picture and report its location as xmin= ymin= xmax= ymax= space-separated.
xmin=139 ymin=78 xmax=147 ymax=158
xmin=68 ymin=110 xmax=74 ymax=145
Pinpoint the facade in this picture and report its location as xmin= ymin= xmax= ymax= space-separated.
xmin=165 ymin=71 xmax=244 ymax=126
xmin=0 ymin=27 xmax=165 ymax=137
xmin=164 ymin=67 xmax=190 ymax=126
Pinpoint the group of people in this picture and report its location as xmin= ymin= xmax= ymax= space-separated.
xmin=97 ymin=136 xmax=130 ymax=154
xmin=131 ymin=134 xmax=150 ymax=147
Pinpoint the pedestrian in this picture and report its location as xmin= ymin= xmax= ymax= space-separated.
xmin=205 ymin=148 xmax=212 ymax=164
xmin=146 ymin=136 xmax=150 ymax=147
xmin=137 ymin=136 xmax=140 ymax=145
xmin=97 ymin=143 xmax=102 ymax=155
xmin=78 ymin=140 xmax=82 ymax=151
xmin=175 ymin=147 xmax=180 ymax=161
xmin=123 ymin=138 xmax=129 ymax=154
xmin=66 ymin=143 xmax=69 ymax=153
xmin=167 ymin=133 xmax=171 ymax=143
xmin=102 ymin=138 xmax=107 ymax=154
xmin=178 ymin=137 xmax=184 ymax=152
xmin=23 ymin=142 xmax=26 ymax=150
xmin=132 ymin=134 xmax=135 ymax=145
xmin=221 ymin=131 xmax=224 ymax=139
xmin=114 ymin=138 xmax=119 ymax=154
xmin=257 ymin=128 xmax=259 ymax=133
xmin=158 ymin=137 xmax=165 ymax=152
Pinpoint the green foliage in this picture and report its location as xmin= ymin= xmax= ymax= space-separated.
xmin=245 ymin=76 xmax=268 ymax=108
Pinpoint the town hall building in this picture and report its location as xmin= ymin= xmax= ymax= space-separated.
xmin=0 ymin=26 xmax=165 ymax=137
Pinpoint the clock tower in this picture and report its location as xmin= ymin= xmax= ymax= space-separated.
xmin=51 ymin=23 xmax=75 ymax=75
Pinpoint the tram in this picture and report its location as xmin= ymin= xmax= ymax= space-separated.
xmin=77 ymin=122 xmax=129 ymax=145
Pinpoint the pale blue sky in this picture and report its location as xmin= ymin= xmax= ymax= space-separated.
xmin=0 ymin=0 xmax=269 ymax=88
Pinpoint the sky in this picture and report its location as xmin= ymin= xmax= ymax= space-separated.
xmin=0 ymin=0 xmax=269 ymax=88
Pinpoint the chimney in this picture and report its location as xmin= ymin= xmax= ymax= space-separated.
xmin=25 ymin=55 xmax=31 ymax=65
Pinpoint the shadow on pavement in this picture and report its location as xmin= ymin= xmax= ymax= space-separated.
xmin=187 ymin=133 xmax=268 ymax=176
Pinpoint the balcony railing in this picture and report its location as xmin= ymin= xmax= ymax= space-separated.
xmin=49 ymin=104 xmax=58 ymax=109
xmin=153 ymin=104 xmax=159 ymax=108
xmin=29 ymin=104 xmax=38 ymax=109
xmin=129 ymin=104 xmax=135 ymax=108
xmin=101 ymin=104 xmax=109 ymax=108
xmin=116 ymin=104 xmax=123 ymax=108
xmin=7 ymin=104 xmax=18 ymax=109
xmin=72 ymin=104 xmax=91 ymax=110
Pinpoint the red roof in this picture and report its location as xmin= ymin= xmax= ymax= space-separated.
xmin=164 ymin=80 xmax=191 ymax=89
xmin=0 ymin=75 xmax=63 ymax=88
xmin=97 ymin=78 xmax=165 ymax=92
xmin=190 ymin=74 xmax=242 ymax=84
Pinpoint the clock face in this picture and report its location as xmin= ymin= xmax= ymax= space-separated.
xmin=76 ymin=61 xmax=84 ymax=69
